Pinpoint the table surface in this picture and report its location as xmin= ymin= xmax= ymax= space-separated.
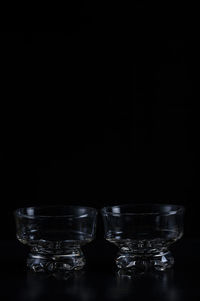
xmin=0 ymin=238 xmax=199 ymax=301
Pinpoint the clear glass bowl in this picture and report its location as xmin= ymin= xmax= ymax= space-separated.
xmin=14 ymin=206 xmax=97 ymax=273
xmin=101 ymin=204 xmax=184 ymax=271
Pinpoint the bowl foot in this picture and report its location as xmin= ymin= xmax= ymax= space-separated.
xmin=116 ymin=250 xmax=174 ymax=272
xmin=27 ymin=247 xmax=85 ymax=273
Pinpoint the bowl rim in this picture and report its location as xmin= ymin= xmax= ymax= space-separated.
xmin=101 ymin=203 xmax=185 ymax=216
xmin=14 ymin=205 xmax=98 ymax=219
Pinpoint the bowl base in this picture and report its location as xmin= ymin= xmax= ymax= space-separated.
xmin=116 ymin=249 xmax=174 ymax=272
xmin=27 ymin=247 xmax=85 ymax=273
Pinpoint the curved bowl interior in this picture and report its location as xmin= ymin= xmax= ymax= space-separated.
xmin=101 ymin=204 xmax=184 ymax=248
xmin=15 ymin=206 xmax=97 ymax=246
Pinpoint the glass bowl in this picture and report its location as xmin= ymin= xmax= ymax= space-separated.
xmin=101 ymin=204 xmax=184 ymax=271
xmin=14 ymin=206 xmax=97 ymax=273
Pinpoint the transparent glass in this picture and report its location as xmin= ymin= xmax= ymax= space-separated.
xmin=14 ymin=206 xmax=97 ymax=273
xmin=101 ymin=204 xmax=184 ymax=271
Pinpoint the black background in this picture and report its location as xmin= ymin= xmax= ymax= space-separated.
xmin=0 ymin=2 xmax=199 ymax=301
xmin=0 ymin=1 xmax=197 ymax=241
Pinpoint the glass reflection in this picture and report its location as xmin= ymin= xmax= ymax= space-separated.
xmin=107 ymin=269 xmax=183 ymax=301
xmin=18 ymin=270 xmax=96 ymax=301
xmin=16 ymin=269 xmax=184 ymax=301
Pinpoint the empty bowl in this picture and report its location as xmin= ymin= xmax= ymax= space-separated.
xmin=101 ymin=204 xmax=184 ymax=271
xmin=14 ymin=206 xmax=97 ymax=272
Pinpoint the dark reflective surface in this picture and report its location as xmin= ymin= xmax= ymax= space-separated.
xmin=0 ymin=239 xmax=199 ymax=300
xmin=113 ymin=269 xmax=183 ymax=301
